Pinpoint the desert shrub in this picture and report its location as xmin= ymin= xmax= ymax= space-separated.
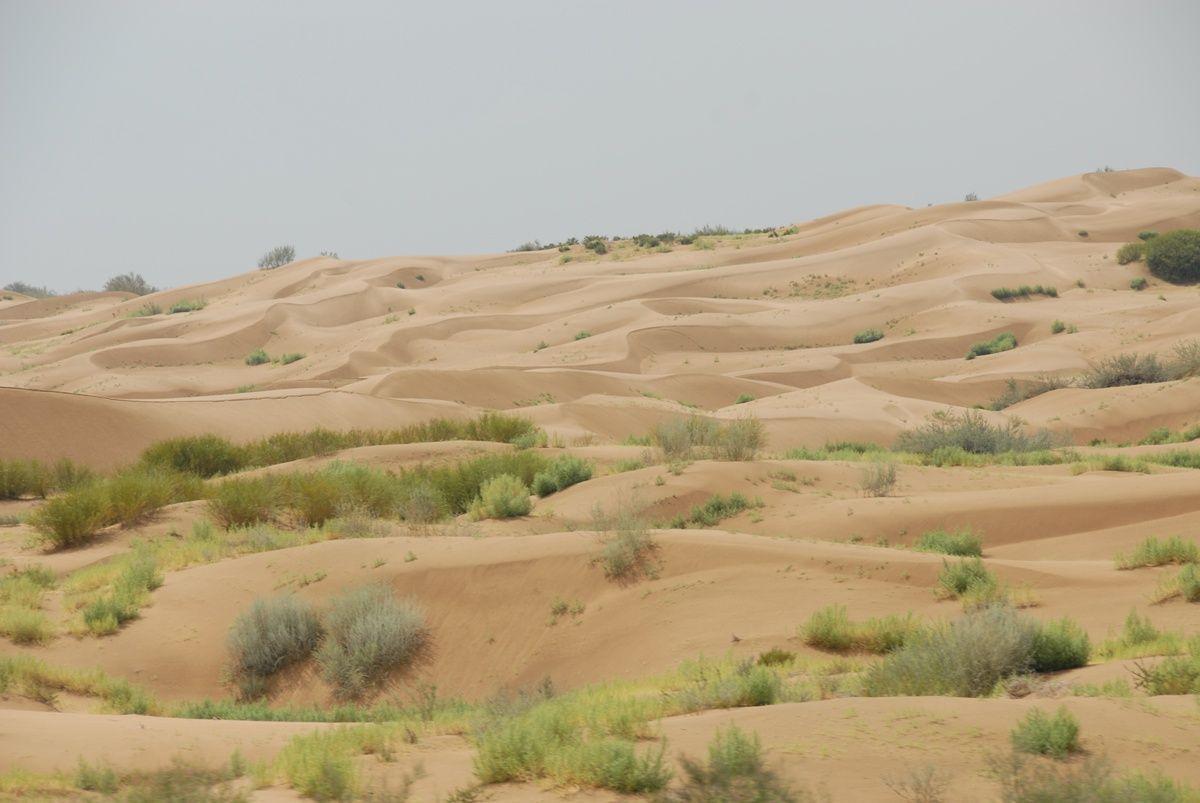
xmin=756 ymin=649 xmax=795 ymax=666
xmin=141 ymin=434 xmax=244 ymax=478
xmin=993 ymin=751 xmax=1197 ymax=803
xmin=317 ymin=585 xmax=429 ymax=699
xmin=1011 ymin=707 xmax=1080 ymax=758
xmin=1144 ymin=228 xmax=1200 ymax=284
xmin=279 ymin=352 xmax=304 ymax=365
xmin=1081 ymin=352 xmax=1171 ymax=388
xmin=1131 ymin=636 xmax=1200 ymax=694
xmin=0 ymin=607 xmax=51 ymax=645
xmin=82 ymin=552 xmax=162 ymax=636
xmin=801 ymin=605 xmax=922 ymax=653
xmin=1139 ymin=231 xmax=1158 ymax=241
xmin=287 ymin=473 xmax=341 ymax=527
xmin=714 ymin=417 xmax=766 ymax=461
xmin=258 ymin=245 xmax=296 ymax=270
xmin=665 ymin=725 xmax=806 ymax=802
xmin=169 ymin=298 xmax=207 ymax=313
xmin=227 ymin=596 xmax=322 ymax=699
xmin=734 ymin=393 xmax=755 ymax=404
xmin=966 ymin=332 xmax=1017 ymax=360
xmin=894 ymin=410 xmax=1056 ymax=454
xmin=684 ymin=492 xmax=757 ymax=528
xmin=0 ymin=458 xmax=51 ymax=499
xmin=652 ymin=416 xmax=719 ymax=460
xmin=1115 ymin=536 xmax=1198 ymax=569
xmin=1096 ymin=610 xmax=1182 ymax=659
xmin=1144 ymin=449 xmax=1200 ymax=469
xmin=28 ymin=485 xmax=109 ymax=549
xmin=671 ymin=659 xmax=782 ymax=712
xmin=2 ymin=280 xmax=55 ymax=298
xmin=915 ymin=528 xmax=982 ymax=556
xmin=1151 ymin=563 xmax=1200 ymax=604
xmin=530 ymin=455 xmax=592 ymax=498
xmin=104 ymin=272 xmax=156 ymax=295
xmin=1030 ymin=618 xmax=1090 ymax=672
xmin=859 ymin=461 xmax=897 ymax=497
xmin=1116 ymin=241 xmax=1144 ymax=264
xmin=937 ymin=557 xmax=996 ymax=600
xmin=275 ymin=728 xmax=360 ymax=799
xmin=103 ymin=468 xmax=196 ymax=527
xmin=208 ymin=477 xmax=280 ymax=528
xmin=1172 ymin=339 xmax=1200 ymax=379
xmin=854 ymin=328 xmax=884 ymax=344
xmin=988 ymin=375 xmax=1074 ymax=410
xmin=1130 ymin=276 xmax=1148 ymax=291
xmin=127 ymin=302 xmax=162 ymax=317
xmin=245 ymin=349 xmax=270 ymax=366
xmin=990 ymin=285 xmax=1057 ymax=301
xmin=418 ymin=451 xmax=545 ymax=515
xmin=469 ymin=474 xmax=532 ymax=519
xmin=398 ymin=480 xmax=443 ymax=524
xmin=592 ymin=500 xmax=660 ymax=583
xmin=862 ymin=606 xmax=1038 ymax=697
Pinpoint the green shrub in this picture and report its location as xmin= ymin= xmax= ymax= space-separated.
xmin=531 ymin=472 xmax=558 ymax=498
xmin=801 ymin=604 xmax=922 ymax=653
xmin=81 ymin=551 xmax=163 ymax=636
xmin=683 ymin=492 xmax=757 ymax=528
xmin=666 ymin=725 xmax=804 ymax=802
xmin=275 ymin=729 xmax=359 ymax=799
xmin=0 ymin=608 xmax=52 ymax=645
xmin=936 ymin=557 xmax=998 ymax=602
xmin=990 ymin=286 xmax=1057 ymax=301
xmin=245 ymin=349 xmax=270 ymax=366
xmin=168 ymin=298 xmax=207 ymax=313
xmin=1130 ymin=276 xmax=1148 ymax=291
xmin=1144 ymin=228 xmax=1200 ymax=284
xmin=672 ymin=659 xmax=782 ymax=713
xmin=28 ymin=485 xmax=109 ymax=548
xmin=227 ymin=596 xmax=322 ymax=699
xmin=915 ymin=528 xmax=982 ymax=556
xmin=894 ymin=410 xmax=1055 ymax=454
xmin=992 ymin=751 xmax=1197 ymax=803
xmin=1117 ymin=241 xmax=1144 ymax=264
xmin=988 ymin=375 xmax=1074 ymax=410
xmin=859 ymin=461 xmax=896 ymax=497
xmin=714 ymin=417 xmax=766 ymax=461
xmin=1011 ymin=707 xmax=1080 ymax=758
xmin=103 ymin=468 xmax=195 ymax=527
xmin=75 ymin=760 xmax=120 ymax=793
xmin=208 ymin=477 xmax=279 ymax=528
xmin=1115 ymin=536 xmax=1198 ymax=569
xmin=853 ymin=328 xmax=884 ymax=344
xmin=592 ymin=501 xmax=660 ymax=583
xmin=652 ymin=416 xmax=719 ymax=460
xmin=1139 ymin=231 xmax=1158 ymax=241
xmin=1030 ymin=618 xmax=1090 ymax=671
xmin=0 ymin=458 xmax=52 ymax=499
xmin=141 ymin=434 xmax=244 ymax=478
xmin=574 ymin=330 xmax=592 ymax=340
xmin=287 ymin=473 xmax=341 ymax=527
xmin=734 ymin=393 xmax=755 ymax=404
xmin=258 ymin=245 xmax=296 ymax=270
xmin=470 ymin=474 xmax=532 ymax=519
xmin=966 ymin=332 xmax=1017 ymax=360
xmin=1081 ymin=352 xmax=1171 ymax=388
xmin=547 ymin=455 xmax=593 ymax=492
xmin=127 ymin=302 xmax=162 ymax=317
xmin=317 ymin=585 xmax=429 ymax=700
xmin=863 ymin=606 xmax=1038 ymax=697
xmin=279 ymin=352 xmax=305 ymax=365
xmin=1131 ymin=637 xmax=1200 ymax=694
xmin=1050 ymin=319 xmax=1066 ymax=334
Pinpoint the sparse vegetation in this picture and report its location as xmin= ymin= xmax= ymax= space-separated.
xmin=915 ymin=528 xmax=982 ymax=556
xmin=469 ymin=474 xmax=532 ymax=519
xmin=1081 ymin=351 xmax=1170 ymax=388
xmin=665 ymin=725 xmax=808 ymax=802
xmin=853 ymin=328 xmax=884 ymax=344
xmin=279 ymin=352 xmax=304 ymax=365
xmin=859 ymin=460 xmax=897 ymax=497
xmin=990 ymin=285 xmax=1057 ymax=301
xmin=801 ymin=605 xmax=922 ymax=654
xmin=1010 ymin=707 xmax=1080 ymax=758
xmin=592 ymin=499 xmax=660 ymax=583
xmin=104 ymin=272 xmax=156 ymax=295
xmin=2 ymin=281 xmax=55 ymax=298
xmin=894 ymin=410 xmax=1056 ymax=455
xmin=244 ymin=348 xmax=270 ymax=366
xmin=1117 ymin=241 xmax=1145 ymax=264
xmin=966 ymin=332 xmax=1017 ymax=360
xmin=531 ymin=455 xmax=593 ymax=498
xmin=651 ymin=415 xmax=765 ymax=461
xmin=670 ymin=492 xmax=760 ymax=528
xmin=992 ymin=751 xmax=1197 ymax=803
xmin=1144 ymin=228 xmax=1200 ymax=284
xmin=1130 ymin=276 xmax=1148 ymax=291
xmin=988 ymin=375 xmax=1073 ymax=410
xmin=168 ymin=298 xmax=207 ymax=314
xmin=258 ymin=245 xmax=296 ymax=270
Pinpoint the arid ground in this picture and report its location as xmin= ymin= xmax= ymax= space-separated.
xmin=2 ymin=167 xmax=1199 ymax=801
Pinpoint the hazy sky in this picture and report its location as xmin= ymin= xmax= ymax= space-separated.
xmin=3 ymin=1 xmax=1198 ymax=292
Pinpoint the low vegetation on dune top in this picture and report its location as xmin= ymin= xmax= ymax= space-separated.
xmin=651 ymin=415 xmax=766 ymax=462
xmin=893 ymin=409 xmax=1057 ymax=455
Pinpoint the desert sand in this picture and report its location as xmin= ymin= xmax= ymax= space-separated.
xmin=1 ymin=167 xmax=1199 ymax=800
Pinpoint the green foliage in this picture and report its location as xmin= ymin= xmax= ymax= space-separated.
xmin=1144 ymin=228 xmax=1200 ymax=284
xmin=168 ymin=298 xmax=207 ymax=313
xmin=666 ymin=725 xmax=807 ymax=802
xmin=279 ymin=352 xmax=305 ymax=365
xmin=915 ymin=528 xmax=982 ymax=556
xmin=936 ymin=557 xmax=996 ymax=599
xmin=1050 ymin=319 xmax=1066 ymax=334
xmin=1030 ymin=618 xmax=1091 ymax=672
xmin=1011 ymin=707 xmax=1080 ymax=758
xmin=574 ymin=330 xmax=592 ymax=340
xmin=1081 ymin=352 xmax=1171 ymax=388
xmin=650 ymin=415 xmax=765 ymax=462
xmin=993 ymin=751 xmax=1198 ymax=803
xmin=470 ymin=474 xmax=532 ymax=519
xmin=275 ymin=729 xmax=359 ymax=799
xmin=258 ymin=245 xmax=296 ymax=270
xmin=245 ymin=349 xmax=270 ymax=366
xmin=894 ymin=409 xmax=1056 ymax=454
xmin=0 ymin=458 xmax=51 ymax=499
xmin=142 ymin=434 xmax=244 ymax=477
xmin=1132 ymin=636 xmax=1200 ymax=694
xmin=988 ymin=375 xmax=1074 ymax=410
xmin=966 ymin=332 xmax=1018 ymax=360
xmin=679 ymin=492 xmax=759 ymax=528
xmin=2 ymin=280 xmax=56 ymax=298
xmin=853 ymin=328 xmax=884 ymax=344
xmin=714 ymin=417 xmax=766 ymax=461
xmin=990 ymin=285 xmax=1057 ymax=301
xmin=75 ymin=760 xmax=119 ymax=793
xmin=28 ymin=485 xmax=109 ymax=548
xmin=734 ymin=393 xmax=755 ymax=404
xmin=227 ymin=596 xmax=322 ymax=699
xmin=127 ymin=302 xmax=162 ymax=317
xmin=859 ymin=460 xmax=897 ymax=497
xmin=1115 ymin=536 xmax=1198 ymax=569
xmin=317 ymin=585 xmax=429 ymax=700
xmin=0 ymin=654 xmax=158 ymax=714
xmin=104 ymin=272 xmax=156 ymax=295
xmin=81 ymin=551 xmax=162 ymax=636
xmin=208 ymin=477 xmax=279 ymax=528
xmin=531 ymin=455 xmax=594 ymax=498
xmin=592 ymin=500 xmax=661 ymax=583
xmin=801 ymin=604 xmax=923 ymax=653
xmin=1117 ymin=241 xmax=1144 ymax=264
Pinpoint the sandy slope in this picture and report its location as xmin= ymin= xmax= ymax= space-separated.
xmin=2 ymin=168 xmax=1200 ymax=799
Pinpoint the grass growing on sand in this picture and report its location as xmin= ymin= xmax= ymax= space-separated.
xmin=801 ymin=605 xmax=923 ymax=654
xmin=914 ymin=528 xmax=982 ymax=556
xmin=1115 ymin=535 xmax=1198 ymax=569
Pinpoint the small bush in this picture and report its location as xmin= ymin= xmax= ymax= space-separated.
xmin=1117 ymin=241 xmax=1144 ymax=264
xmin=1081 ymin=352 xmax=1171 ymax=388
xmin=966 ymin=332 xmax=1017 ymax=360
xmin=0 ymin=458 xmax=51 ymax=499
xmin=801 ymin=605 xmax=922 ymax=653
xmin=1139 ymin=231 xmax=1158 ymax=241
xmin=1011 ymin=707 xmax=1080 ymax=758
xmin=531 ymin=472 xmax=558 ymax=498
xmin=127 ymin=302 xmax=162 ymax=317
xmin=258 ymin=245 xmax=296 ymax=270
xmin=227 ymin=596 xmax=322 ymax=699
xmin=548 ymin=455 xmax=593 ymax=492
xmin=1115 ymin=536 xmax=1198 ymax=569
xmin=317 ymin=585 xmax=429 ymax=700
xmin=993 ymin=751 xmax=1197 ymax=803
xmin=28 ymin=485 xmax=109 ymax=549
xmin=1131 ymin=637 xmax=1200 ymax=694
xmin=853 ymin=328 xmax=884 ymax=344
xmin=1130 ymin=276 xmax=1148 ymax=291
xmin=275 ymin=729 xmax=359 ymax=799
xmin=1030 ymin=618 xmax=1090 ymax=671
xmin=937 ymin=557 xmax=996 ymax=600
xmin=1050 ymin=320 xmax=1066 ymax=334
xmin=895 ymin=410 xmax=1056 ymax=455
xmin=1144 ymin=228 xmax=1200 ymax=284
xmin=168 ymin=298 xmax=207 ymax=313
xmin=734 ymin=393 xmax=755 ymax=404
xmin=665 ymin=725 xmax=804 ymax=802
xmin=652 ymin=416 xmax=719 ymax=460
xmin=470 ymin=474 xmax=532 ymax=519
xmin=104 ymin=272 xmax=156 ymax=295
xmin=141 ymin=434 xmax=244 ymax=478
xmin=915 ymin=528 xmax=982 ymax=556
xmin=988 ymin=375 xmax=1074 ymax=410
xmin=859 ymin=461 xmax=897 ymax=497
xmin=714 ymin=417 xmax=766 ymax=461
xmin=574 ymin=330 xmax=592 ymax=340
xmin=0 ymin=608 xmax=52 ymax=645
xmin=683 ymin=492 xmax=758 ymax=528
xmin=592 ymin=500 xmax=660 ymax=583
xmin=279 ymin=352 xmax=305 ymax=365
xmin=245 ymin=349 xmax=270 ymax=366
xmin=208 ymin=477 xmax=279 ymax=528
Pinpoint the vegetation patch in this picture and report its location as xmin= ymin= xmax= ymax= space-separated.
xmin=966 ymin=332 xmax=1017 ymax=360
xmin=990 ymin=285 xmax=1057 ymax=301
xmin=1115 ymin=535 xmax=1198 ymax=569
xmin=853 ymin=328 xmax=884 ymax=344
xmin=227 ymin=595 xmax=322 ymax=699
xmin=317 ymin=585 xmax=430 ymax=700
xmin=1010 ymin=707 xmax=1080 ymax=759
xmin=1144 ymin=228 xmax=1200 ymax=284
xmin=915 ymin=527 xmax=982 ymax=556
xmin=801 ymin=604 xmax=922 ymax=654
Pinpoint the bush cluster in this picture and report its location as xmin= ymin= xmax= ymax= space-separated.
xmin=990 ymin=285 xmax=1058 ymax=301
xmin=801 ymin=605 xmax=922 ymax=653
xmin=894 ymin=410 xmax=1056 ymax=455
xmin=966 ymin=332 xmax=1017 ymax=360
xmin=651 ymin=415 xmax=765 ymax=461
xmin=1144 ymin=229 xmax=1200 ymax=284
xmin=532 ymin=455 xmax=594 ymax=498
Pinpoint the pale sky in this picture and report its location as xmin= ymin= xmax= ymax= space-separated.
xmin=2 ymin=0 xmax=1198 ymax=292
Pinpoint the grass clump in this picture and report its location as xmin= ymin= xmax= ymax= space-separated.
xmin=469 ymin=474 xmax=532 ymax=519
xmin=988 ymin=375 xmax=1074 ymax=410
xmin=1130 ymin=276 xmax=1148 ymax=291
xmin=227 ymin=596 xmax=322 ymax=699
xmin=651 ymin=415 xmax=765 ymax=461
xmin=0 ymin=566 xmax=55 ymax=645
xmin=27 ymin=484 xmax=109 ymax=548
xmin=169 ymin=298 xmax=207 ymax=313
xmin=734 ymin=393 xmax=755 ymax=404
xmin=1080 ymin=352 xmax=1170 ymax=388
xmin=1144 ymin=228 xmax=1200 ymax=284
xmin=1115 ymin=535 xmax=1198 ymax=569
xmin=81 ymin=551 xmax=162 ymax=635
xmin=674 ymin=492 xmax=759 ymax=528
xmin=894 ymin=409 xmax=1056 ymax=455
xmin=1030 ymin=618 xmax=1091 ymax=672
xmin=1131 ymin=636 xmax=1200 ymax=694
xmin=279 ymin=352 xmax=305 ymax=365
xmin=915 ymin=528 xmax=982 ymax=556
xmin=1096 ymin=610 xmax=1182 ymax=659
xmin=990 ymin=285 xmax=1057 ymax=301
xmin=993 ymin=752 xmax=1197 ymax=803
xmin=1150 ymin=563 xmax=1200 ymax=605
xmin=665 ymin=725 xmax=808 ymax=802
xmin=0 ymin=654 xmax=159 ymax=714
xmin=801 ymin=605 xmax=923 ymax=654
xmin=318 ymin=585 xmax=429 ymax=700
xmin=274 ymin=728 xmax=363 ymax=800
xmin=859 ymin=460 xmax=897 ymax=497
xmin=592 ymin=499 xmax=661 ymax=583
xmin=245 ymin=348 xmax=270 ymax=366
xmin=1116 ymin=241 xmax=1145 ymax=264
xmin=966 ymin=332 xmax=1017 ymax=360
xmin=258 ymin=245 xmax=296 ymax=270
xmin=208 ymin=476 xmax=280 ymax=528
xmin=1010 ymin=707 xmax=1080 ymax=758
xmin=531 ymin=455 xmax=593 ymax=498
xmin=853 ymin=328 xmax=884 ymax=344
